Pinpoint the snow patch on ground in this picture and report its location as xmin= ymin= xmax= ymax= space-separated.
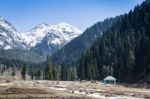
xmin=49 ymin=87 xmax=67 ymax=91
xmin=87 ymin=93 xmax=105 ymax=98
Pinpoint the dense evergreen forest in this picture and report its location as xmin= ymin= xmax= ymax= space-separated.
xmin=78 ymin=0 xmax=150 ymax=83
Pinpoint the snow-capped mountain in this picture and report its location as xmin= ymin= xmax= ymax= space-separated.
xmin=0 ymin=17 xmax=82 ymax=55
xmin=0 ymin=17 xmax=26 ymax=49
xmin=21 ymin=22 xmax=82 ymax=48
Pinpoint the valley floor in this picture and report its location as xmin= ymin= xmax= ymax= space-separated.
xmin=0 ymin=80 xmax=150 ymax=99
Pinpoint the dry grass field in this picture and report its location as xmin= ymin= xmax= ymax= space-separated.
xmin=0 ymin=80 xmax=150 ymax=99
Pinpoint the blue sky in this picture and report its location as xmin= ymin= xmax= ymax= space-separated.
xmin=0 ymin=0 xmax=144 ymax=32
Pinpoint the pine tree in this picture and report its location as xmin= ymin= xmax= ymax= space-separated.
xmin=70 ymin=67 xmax=77 ymax=81
xmin=21 ymin=64 xmax=28 ymax=80
xmin=61 ymin=63 xmax=67 ymax=80
xmin=11 ymin=64 xmax=16 ymax=76
xmin=45 ymin=63 xmax=53 ymax=80
xmin=53 ymin=67 xmax=59 ymax=80
xmin=36 ymin=70 xmax=41 ymax=80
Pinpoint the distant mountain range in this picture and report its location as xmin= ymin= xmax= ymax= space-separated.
xmin=0 ymin=17 xmax=82 ymax=56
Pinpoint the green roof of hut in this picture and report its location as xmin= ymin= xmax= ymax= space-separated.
xmin=103 ymin=76 xmax=116 ymax=84
xmin=104 ymin=76 xmax=116 ymax=81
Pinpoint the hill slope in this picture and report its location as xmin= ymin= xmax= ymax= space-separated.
xmin=52 ymin=18 xmax=116 ymax=65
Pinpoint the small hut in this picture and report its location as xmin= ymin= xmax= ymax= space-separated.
xmin=103 ymin=76 xmax=116 ymax=84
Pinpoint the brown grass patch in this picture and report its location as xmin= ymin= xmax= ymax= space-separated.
xmin=5 ymin=87 xmax=46 ymax=94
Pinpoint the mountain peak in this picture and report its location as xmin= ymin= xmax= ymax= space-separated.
xmin=53 ymin=22 xmax=82 ymax=34
xmin=31 ymin=23 xmax=49 ymax=31
xmin=58 ymin=22 xmax=71 ymax=26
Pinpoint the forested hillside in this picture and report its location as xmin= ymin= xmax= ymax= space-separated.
xmin=52 ymin=18 xmax=116 ymax=65
xmin=78 ymin=0 xmax=150 ymax=83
